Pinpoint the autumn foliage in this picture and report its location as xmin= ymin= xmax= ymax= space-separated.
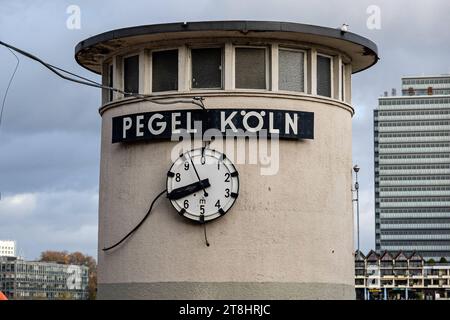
xmin=39 ymin=250 xmax=97 ymax=300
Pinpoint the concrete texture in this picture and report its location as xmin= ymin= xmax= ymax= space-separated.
xmin=97 ymin=93 xmax=355 ymax=299
xmin=98 ymin=282 xmax=355 ymax=300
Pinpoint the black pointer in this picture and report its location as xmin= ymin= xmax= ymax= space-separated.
xmin=168 ymin=179 xmax=211 ymax=200
xmin=188 ymin=152 xmax=208 ymax=197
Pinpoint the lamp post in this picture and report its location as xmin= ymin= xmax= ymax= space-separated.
xmin=353 ymin=165 xmax=360 ymax=252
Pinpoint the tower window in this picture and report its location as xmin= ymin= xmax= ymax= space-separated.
xmin=279 ymin=49 xmax=305 ymax=92
xmin=235 ymin=47 xmax=266 ymax=89
xmin=191 ymin=48 xmax=223 ymax=89
xmin=152 ymin=49 xmax=178 ymax=92
xmin=108 ymin=64 xmax=113 ymax=101
xmin=317 ymin=55 xmax=332 ymax=97
xmin=341 ymin=63 xmax=346 ymax=101
xmin=123 ymin=55 xmax=139 ymax=96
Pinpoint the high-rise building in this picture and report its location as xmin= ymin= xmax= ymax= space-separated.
xmin=374 ymin=75 xmax=450 ymax=260
xmin=0 ymin=240 xmax=16 ymax=257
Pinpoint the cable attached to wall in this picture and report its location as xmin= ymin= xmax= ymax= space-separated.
xmin=0 ymin=40 xmax=212 ymax=247
xmin=203 ymin=221 xmax=210 ymax=247
xmin=0 ymin=40 xmax=206 ymax=110
xmin=102 ymin=189 xmax=167 ymax=252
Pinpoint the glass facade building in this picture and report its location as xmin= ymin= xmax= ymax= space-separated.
xmin=374 ymin=75 xmax=450 ymax=260
xmin=0 ymin=256 xmax=89 ymax=300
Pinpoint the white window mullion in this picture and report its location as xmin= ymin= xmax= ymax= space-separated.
xmin=271 ymin=44 xmax=278 ymax=91
xmin=224 ymin=43 xmax=234 ymax=90
xmin=309 ymin=48 xmax=317 ymax=95
xmin=178 ymin=45 xmax=188 ymax=92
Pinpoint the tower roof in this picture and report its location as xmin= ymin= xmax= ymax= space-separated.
xmin=75 ymin=20 xmax=379 ymax=74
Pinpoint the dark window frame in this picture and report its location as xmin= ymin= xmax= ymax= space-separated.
xmin=341 ymin=63 xmax=346 ymax=101
xmin=190 ymin=46 xmax=224 ymax=90
xmin=234 ymin=46 xmax=269 ymax=90
xmin=278 ymin=47 xmax=307 ymax=93
xmin=151 ymin=48 xmax=179 ymax=93
xmin=123 ymin=54 xmax=140 ymax=97
xmin=108 ymin=63 xmax=114 ymax=102
xmin=316 ymin=53 xmax=333 ymax=98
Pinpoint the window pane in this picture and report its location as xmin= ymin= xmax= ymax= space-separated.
xmin=152 ymin=49 xmax=178 ymax=92
xmin=108 ymin=64 xmax=113 ymax=102
xmin=235 ymin=48 xmax=266 ymax=89
xmin=279 ymin=49 xmax=304 ymax=92
xmin=341 ymin=64 xmax=345 ymax=101
xmin=192 ymin=48 xmax=222 ymax=89
xmin=124 ymin=55 xmax=139 ymax=96
xmin=317 ymin=55 xmax=331 ymax=97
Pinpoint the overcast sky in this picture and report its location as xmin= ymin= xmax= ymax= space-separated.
xmin=0 ymin=0 xmax=449 ymax=260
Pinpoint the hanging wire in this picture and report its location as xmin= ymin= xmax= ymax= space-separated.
xmin=0 ymin=40 xmax=206 ymax=110
xmin=0 ymin=40 xmax=210 ymax=243
xmin=0 ymin=48 xmax=20 ymax=132
xmin=102 ymin=189 xmax=167 ymax=252
xmin=48 ymin=63 xmax=102 ymax=86
xmin=203 ymin=220 xmax=210 ymax=247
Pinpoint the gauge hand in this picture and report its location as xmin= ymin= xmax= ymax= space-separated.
xmin=167 ymin=179 xmax=211 ymax=200
xmin=188 ymin=152 xmax=208 ymax=197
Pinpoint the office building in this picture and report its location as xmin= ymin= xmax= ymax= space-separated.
xmin=374 ymin=75 xmax=450 ymax=260
xmin=0 ymin=240 xmax=16 ymax=257
xmin=0 ymin=256 xmax=89 ymax=300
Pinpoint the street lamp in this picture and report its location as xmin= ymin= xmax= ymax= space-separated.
xmin=353 ymin=165 xmax=360 ymax=252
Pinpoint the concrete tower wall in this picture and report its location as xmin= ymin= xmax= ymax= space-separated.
xmin=97 ymin=94 xmax=354 ymax=299
xmin=74 ymin=21 xmax=379 ymax=299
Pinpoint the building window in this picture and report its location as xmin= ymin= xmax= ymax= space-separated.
xmin=317 ymin=54 xmax=332 ymax=97
xmin=279 ymin=48 xmax=305 ymax=92
xmin=123 ymin=55 xmax=139 ymax=96
xmin=341 ymin=63 xmax=346 ymax=101
xmin=235 ymin=47 xmax=267 ymax=89
xmin=191 ymin=48 xmax=222 ymax=89
xmin=152 ymin=49 xmax=178 ymax=92
xmin=108 ymin=64 xmax=113 ymax=102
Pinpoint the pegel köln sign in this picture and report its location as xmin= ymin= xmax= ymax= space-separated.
xmin=112 ymin=109 xmax=314 ymax=143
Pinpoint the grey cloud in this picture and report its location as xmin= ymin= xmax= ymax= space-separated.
xmin=0 ymin=131 xmax=100 ymax=193
xmin=0 ymin=189 xmax=98 ymax=259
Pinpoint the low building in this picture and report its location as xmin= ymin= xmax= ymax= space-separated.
xmin=0 ymin=256 xmax=89 ymax=300
xmin=355 ymin=250 xmax=450 ymax=300
xmin=0 ymin=240 xmax=16 ymax=258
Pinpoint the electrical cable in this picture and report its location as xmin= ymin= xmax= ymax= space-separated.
xmin=203 ymin=221 xmax=210 ymax=247
xmin=48 ymin=63 xmax=102 ymax=86
xmin=0 ymin=48 xmax=19 ymax=132
xmin=102 ymin=189 xmax=167 ymax=252
xmin=0 ymin=40 xmax=206 ymax=109
xmin=0 ymin=41 xmax=211 ymax=245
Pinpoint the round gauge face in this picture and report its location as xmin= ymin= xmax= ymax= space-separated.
xmin=166 ymin=148 xmax=239 ymax=222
